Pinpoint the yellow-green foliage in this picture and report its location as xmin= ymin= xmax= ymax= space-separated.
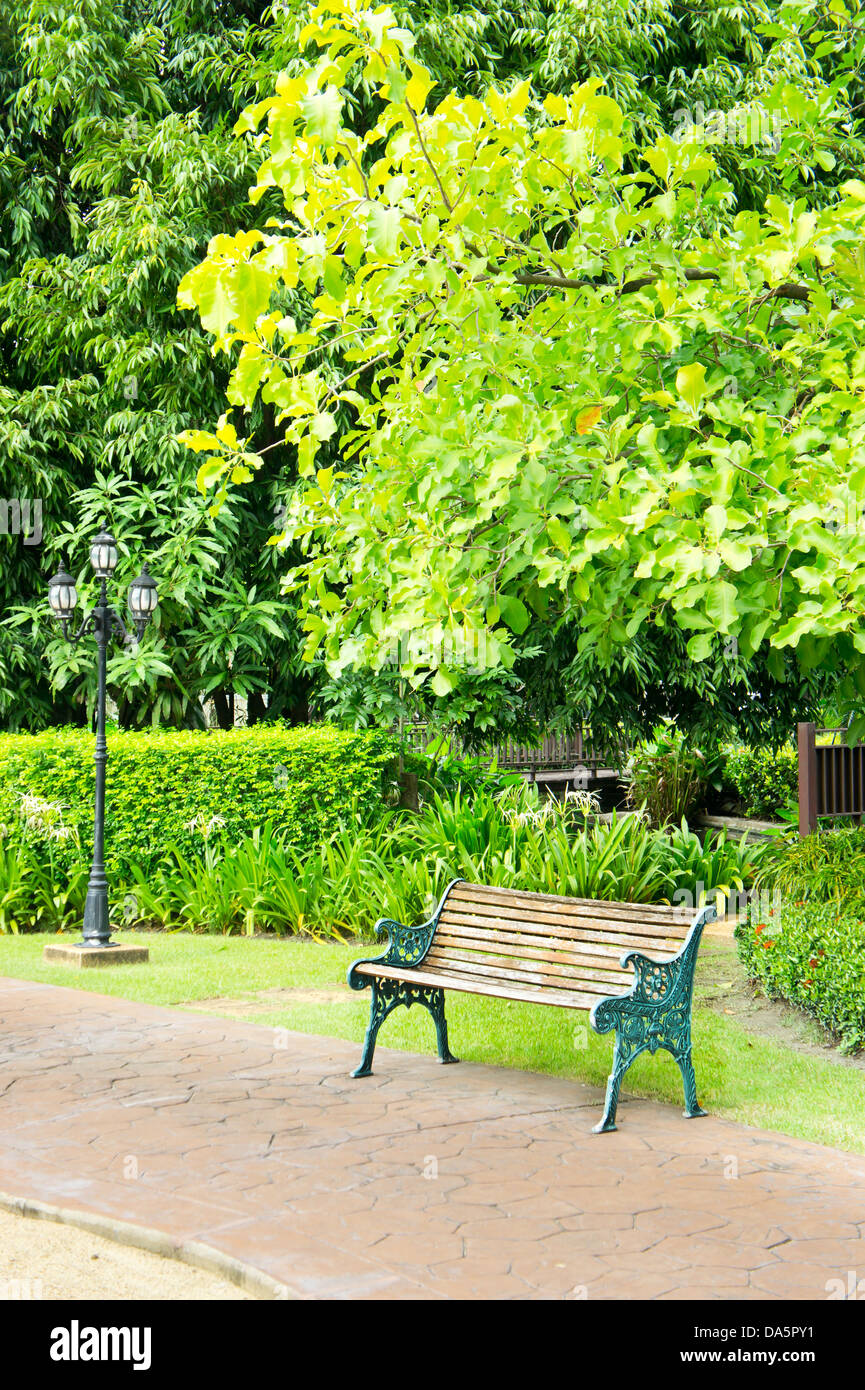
xmin=0 ymin=725 xmax=394 ymax=873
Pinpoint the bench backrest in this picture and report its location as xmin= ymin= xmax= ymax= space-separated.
xmin=423 ymin=880 xmax=695 ymax=1010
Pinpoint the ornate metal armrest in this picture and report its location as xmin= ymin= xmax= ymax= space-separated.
xmin=617 ymin=950 xmax=679 ymax=1007
xmin=347 ymin=916 xmax=436 ymax=990
xmin=591 ymin=951 xmax=684 ymax=1033
xmin=347 ymin=879 xmax=463 ymax=991
xmin=590 ymin=902 xmax=718 ymax=1034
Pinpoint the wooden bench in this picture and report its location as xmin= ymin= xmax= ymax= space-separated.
xmin=348 ymin=879 xmax=716 ymax=1132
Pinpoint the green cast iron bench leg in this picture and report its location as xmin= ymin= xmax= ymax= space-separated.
xmin=674 ymin=1045 xmax=706 ymax=1120
xmin=592 ymin=1034 xmax=706 ymax=1134
xmin=590 ymin=905 xmax=714 ymax=1132
xmin=593 ymin=1033 xmax=631 ymax=1135
xmin=351 ymin=977 xmax=459 ymax=1078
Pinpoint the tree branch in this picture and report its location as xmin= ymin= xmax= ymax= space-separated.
xmin=513 ymin=267 xmax=721 ymax=293
xmin=405 ymin=101 xmax=453 ymax=214
xmin=513 ymin=266 xmax=813 ymax=309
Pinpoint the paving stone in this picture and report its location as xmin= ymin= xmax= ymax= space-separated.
xmin=2 ymin=975 xmax=865 ymax=1300
xmin=580 ymin=1270 xmax=682 ymax=1299
xmin=654 ymin=1235 xmax=776 ymax=1269
xmin=749 ymin=1262 xmax=843 ymax=1298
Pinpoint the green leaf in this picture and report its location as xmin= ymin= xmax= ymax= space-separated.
xmin=193 ymin=267 xmax=238 ymax=336
xmin=686 ymin=632 xmax=715 ymax=661
xmin=367 ymin=204 xmax=401 ymax=257
xmin=498 ymin=596 xmax=530 ymax=634
xmin=546 ymin=517 xmax=571 ymax=553
xmin=704 ymin=580 xmax=738 ymax=632
xmin=430 ymin=668 xmax=454 ymax=695
xmin=676 ymin=362 xmax=707 ymax=412
xmin=719 ymin=539 xmax=752 ymax=572
xmin=300 ymin=86 xmax=343 ymax=145
xmin=311 ymin=413 xmax=337 ymax=441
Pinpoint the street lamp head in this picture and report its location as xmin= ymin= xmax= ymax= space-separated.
xmin=127 ymin=564 xmax=158 ymax=637
xmin=47 ymin=563 xmax=78 ymax=624
xmin=89 ymin=525 xmax=118 ymax=578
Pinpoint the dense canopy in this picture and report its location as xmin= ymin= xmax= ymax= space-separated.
xmin=3 ymin=0 xmax=864 ymax=738
xmin=180 ymin=0 xmax=865 ymax=737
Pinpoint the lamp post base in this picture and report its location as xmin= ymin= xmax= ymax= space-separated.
xmin=43 ymin=942 xmax=150 ymax=968
xmin=82 ymin=885 xmax=111 ymax=948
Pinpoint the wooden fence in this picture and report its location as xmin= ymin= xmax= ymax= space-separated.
xmin=797 ymin=721 xmax=865 ymax=836
xmin=397 ymin=725 xmax=630 ymax=779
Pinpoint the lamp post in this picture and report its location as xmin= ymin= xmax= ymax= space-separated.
xmin=46 ymin=526 xmax=158 ymax=951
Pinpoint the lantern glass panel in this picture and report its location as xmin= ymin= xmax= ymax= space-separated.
xmin=89 ymin=530 xmax=118 ymax=577
xmin=128 ymin=567 xmax=158 ymax=623
xmin=48 ymin=571 xmax=78 ymax=616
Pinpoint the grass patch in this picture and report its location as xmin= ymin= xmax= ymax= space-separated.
xmin=1 ymin=930 xmax=862 ymax=1154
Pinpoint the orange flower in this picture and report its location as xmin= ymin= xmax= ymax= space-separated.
xmin=755 ymin=923 xmax=767 ymax=934
xmin=763 ymin=940 xmax=774 ymax=949
xmin=809 ymin=957 xmax=818 ymax=969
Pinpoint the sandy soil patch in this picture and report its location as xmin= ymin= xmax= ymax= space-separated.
xmin=0 ymin=1209 xmax=253 ymax=1301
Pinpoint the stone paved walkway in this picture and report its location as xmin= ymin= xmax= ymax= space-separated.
xmin=2 ymin=976 xmax=864 ymax=1300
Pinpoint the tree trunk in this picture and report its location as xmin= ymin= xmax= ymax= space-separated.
xmin=247 ymin=692 xmax=267 ymax=725
xmin=287 ymin=696 xmax=310 ymax=725
xmin=212 ymin=689 xmax=234 ymax=730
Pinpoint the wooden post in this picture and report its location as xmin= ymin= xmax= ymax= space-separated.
xmin=798 ymin=722 xmax=817 ymax=837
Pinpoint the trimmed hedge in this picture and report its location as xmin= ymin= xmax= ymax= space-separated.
xmin=0 ymin=725 xmax=395 ymax=873
xmin=736 ymin=898 xmax=865 ymax=1053
xmin=722 ymin=742 xmax=798 ymax=818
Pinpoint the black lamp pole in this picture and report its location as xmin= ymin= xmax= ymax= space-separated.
xmin=47 ymin=526 xmax=158 ymax=949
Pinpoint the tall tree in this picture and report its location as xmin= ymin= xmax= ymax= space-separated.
xmin=4 ymin=0 xmax=861 ymax=735
xmin=181 ymin=0 xmax=865 ymax=741
xmin=0 ymin=0 xmax=309 ymax=729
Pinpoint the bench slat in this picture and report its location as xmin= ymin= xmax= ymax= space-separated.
xmin=434 ymin=922 xmax=678 ymax=961
xmin=448 ymin=882 xmax=690 ymax=923
xmin=444 ymin=904 xmax=689 ymax=940
xmin=438 ymin=910 xmax=682 ymax=954
xmin=433 ymin=927 xmax=642 ymax=968
xmin=449 ymin=880 xmax=685 ymax=913
xmin=424 ymin=944 xmax=626 ymax=991
xmin=431 ymin=934 xmax=661 ymax=978
xmin=444 ymin=894 xmax=690 ymax=938
xmin=352 ymin=960 xmax=599 ymax=1010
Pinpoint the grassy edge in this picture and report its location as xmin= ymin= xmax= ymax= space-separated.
xmin=0 ymin=930 xmax=862 ymax=1156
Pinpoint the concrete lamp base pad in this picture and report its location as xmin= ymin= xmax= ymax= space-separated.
xmin=43 ymin=943 xmax=149 ymax=968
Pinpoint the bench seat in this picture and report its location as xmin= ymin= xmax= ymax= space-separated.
xmin=348 ymin=879 xmax=716 ymax=1132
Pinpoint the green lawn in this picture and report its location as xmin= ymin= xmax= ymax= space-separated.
xmin=1 ymin=930 xmax=863 ymax=1155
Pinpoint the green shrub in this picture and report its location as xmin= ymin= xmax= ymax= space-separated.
xmin=0 ymin=778 xmax=766 ymax=935
xmin=753 ymin=826 xmax=865 ymax=911
xmin=721 ymin=742 xmax=797 ymax=818
xmin=0 ymin=828 xmax=90 ymax=934
xmin=0 ymin=725 xmax=395 ymax=876
xmin=736 ymin=898 xmax=865 ymax=1053
xmin=623 ymin=722 xmax=711 ymax=827
xmin=129 ymin=792 xmax=760 ymax=936
xmin=385 ymin=783 xmax=761 ymax=912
